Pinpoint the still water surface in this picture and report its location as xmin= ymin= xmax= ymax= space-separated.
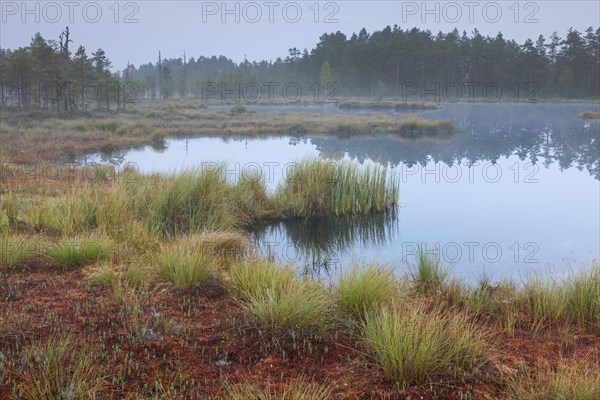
xmin=84 ymin=103 xmax=600 ymax=283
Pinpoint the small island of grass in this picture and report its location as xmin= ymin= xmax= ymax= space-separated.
xmin=578 ymin=111 xmax=600 ymax=120
xmin=337 ymin=99 xmax=441 ymax=111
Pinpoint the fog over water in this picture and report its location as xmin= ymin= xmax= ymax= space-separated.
xmin=84 ymin=102 xmax=600 ymax=282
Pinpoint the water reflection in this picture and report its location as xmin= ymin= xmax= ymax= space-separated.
xmin=250 ymin=210 xmax=398 ymax=277
xmin=79 ymin=103 xmax=600 ymax=280
xmin=312 ymin=103 xmax=599 ymax=180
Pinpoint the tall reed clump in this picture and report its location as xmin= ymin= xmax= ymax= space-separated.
xmin=16 ymin=336 xmax=106 ymax=400
xmin=335 ymin=263 xmax=398 ymax=319
xmin=362 ymin=302 xmax=486 ymax=386
xmin=509 ymin=362 xmax=600 ymax=400
xmin=0 ymin=235 xmax=39 ymax=268
xmin=153 ymin=235 xmax=217 ymax=289
xmin=45 ymin=234 xmax=113 ymax=269
xmin=277 ymin=158 xmax=398 ymax=219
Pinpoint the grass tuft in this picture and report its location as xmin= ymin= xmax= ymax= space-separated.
xmin=1 ymin=193 xmax=19 ymax=226
xmin=16 ymin=336 xmax=106 ymax=400
xmin=335 ymin=263 xmax=397 ymax=319
xmin=565 ymin=263 xmax=600 ymax=329
xmin=154 ymin=236 xmax=216 ymax=289
xmin=241 ymin=280 xmax=334 ymax=338
xmin=0 ymin=235 xmax=39 ymax=268
xmin=227 ymin=259 xmax=296 ymax=299
xmin=45 ymin=235 xmax=113 ymax=269
xmin=362 ymin=302 xmax=486 ymax=386
xmin=225 ymin=377 xmax=333 ymax=400
xmin=509 ymin=362 xmax=600 ymax=400
xmin=86 ymin=261 xmax=117 ymax=287
xmin=409 ymin=249 xmax=449 ymax=294
xmin=193 ymin=230 xmax=248 ymax=265
xmin=145 ymin=167 xmax=238 ymax=235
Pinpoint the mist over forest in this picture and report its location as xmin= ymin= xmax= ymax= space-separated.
xmin=1 ymin=24 xmax=599 ymax=111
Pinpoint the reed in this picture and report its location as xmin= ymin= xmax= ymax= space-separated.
xmin=277 ymin=158 xmax=398 ymax=219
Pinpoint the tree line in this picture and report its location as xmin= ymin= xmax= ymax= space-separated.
xmin=0 ymin=27 xmax=129 ymax=112
xmin=1 ymin=25 xmax=598 ymax=111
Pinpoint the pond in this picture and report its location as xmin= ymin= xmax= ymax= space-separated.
xmin=83 ymin=102 xmax=600 ymax=283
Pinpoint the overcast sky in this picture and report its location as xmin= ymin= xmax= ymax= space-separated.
xmin=1 ymin=1 xmax=599 ymax=70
